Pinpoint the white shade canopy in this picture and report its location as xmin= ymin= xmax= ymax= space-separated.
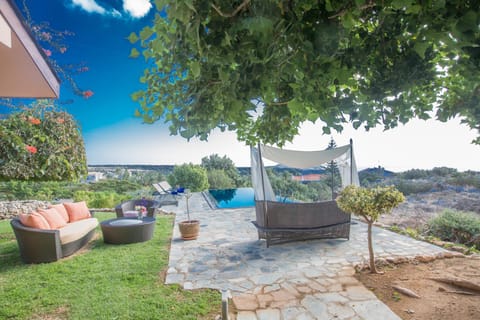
xmin=251 ymin=142 xmax=360 ymax=201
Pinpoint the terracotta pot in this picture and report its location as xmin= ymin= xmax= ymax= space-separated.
xmin=178 ymin=220 xmax=200 ymax=240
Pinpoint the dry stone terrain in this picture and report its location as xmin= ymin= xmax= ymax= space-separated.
xmin=378 ymin=189 xmax=480 ymax=229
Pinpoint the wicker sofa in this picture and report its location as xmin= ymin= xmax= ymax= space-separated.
xmin=252 ymin=200 xmax=351 ymax=247
xmin=10 ymin=203 xmax=98 ymax=264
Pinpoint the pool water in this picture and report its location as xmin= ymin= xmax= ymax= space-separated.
xmin=208 ymin=187 xmax=255 ymax=208
xmin=208 ymin=187 xmax=294 ymax=208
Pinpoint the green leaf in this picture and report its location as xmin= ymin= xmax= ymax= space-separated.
xmin=325 ymin=0 xmax=333 ymax=11
xmin=183 ymin=0 xmax=197 ymax=13
xmin=218 ymin=68 xmax=228 ymax=83
xmin=405 ymin=4 xmax=422 ymax=14
xmin=413 ymin=41 xmax=429 ymax=59
xmin=139 ymin=27 xmax=154 ymax=41
xmin=131 ymin=91 xmax=143 ymax=101
xmin=322 ymin=127 xmax=331 ymax=134
xmin=391 ymin=0 xmax=414 ymax=10
xmin=129 ymin=48 xmax=140 ymax=58
xmin=341 ymin=13 xmax=356 ymax=30
xmin=190 ymin=61 xmax=200 ymax=79
xmin=127 ymin=32 xmax=139 ymax=44
xmin=354 ymin=0 xmax=366 ymax=7
xmin=287 ymin=99 xmax=304 ymax=114
xmin=238 ymin=16 xmax=274 ymax=38
xmin=456 ymin=11 xmax=478 ymax=32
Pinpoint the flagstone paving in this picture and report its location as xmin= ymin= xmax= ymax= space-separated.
xmin=163 ymin=193 xmax=448 ymax=320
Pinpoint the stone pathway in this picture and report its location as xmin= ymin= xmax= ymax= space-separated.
xmin=163 ymin=193 xmax=448 ymax=320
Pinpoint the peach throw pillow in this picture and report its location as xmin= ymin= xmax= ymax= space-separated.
xmin=63 ymin=201 xmax=91 ymax=222
xmin=19 ymin=212 xmax=50 ymax=229
xmin=49 ymin=204 xmax=69 ymax=222
xmin=38 ymin=208 xmax=68 ymax=229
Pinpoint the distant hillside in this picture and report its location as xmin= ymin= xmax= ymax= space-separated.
xmin=359 ymin=167 xmax=395 ymax=177
xmin=88 ymin=164 xmax=175 ymax=171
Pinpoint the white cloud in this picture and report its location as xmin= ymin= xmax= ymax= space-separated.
xmin=71 ymin=0 xmax=106 ymax=14
xmin=111 ymin=9 xmax=122 ymax=19
xmin=69 ymin=0 xmax=152 ymax=19
xmin=122 ymin=0 xmax=152 ymax=18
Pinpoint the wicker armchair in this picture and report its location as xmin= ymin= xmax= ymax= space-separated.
xmin=115 ymin=199 xmax=160 ymax=218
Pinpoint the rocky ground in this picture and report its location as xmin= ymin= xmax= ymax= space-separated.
xmin=377 ymin=189 xmax=480 ymax=229
xmin=356 ymin=257 xmax=480 ymax=320
xmin=356 ymin=189 xmax=480 ymax=320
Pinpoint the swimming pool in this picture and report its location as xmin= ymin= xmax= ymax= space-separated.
xmin=207 ymin=187 xmax=255 ymax=208
xmin=207 ymin=187 xmax=294 ymax=209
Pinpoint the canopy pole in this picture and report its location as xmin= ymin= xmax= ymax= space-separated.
xmin=330 ymin=159 xmax=335 ymax=200
xmin=350 ymin=139 xmax=353 ymax=185
xmin=257 ymin=143 xmax=268 ymax=228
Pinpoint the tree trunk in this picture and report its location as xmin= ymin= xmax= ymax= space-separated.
xmin=367 ymin=222 xmax=378 ymax=273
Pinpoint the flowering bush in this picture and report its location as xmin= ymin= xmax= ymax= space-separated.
xmin=0 ymin=101 xmax=87 ymax=181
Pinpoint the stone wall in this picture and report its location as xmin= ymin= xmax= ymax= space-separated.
xmin=0 ymin=200 xmax=50 ymax=220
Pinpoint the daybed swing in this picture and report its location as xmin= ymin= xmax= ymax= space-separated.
xmin=251 ymin=140 xmax=360 ymax=247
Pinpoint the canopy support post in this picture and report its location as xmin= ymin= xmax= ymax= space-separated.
xmin=257 ymin=143 xmax=268 ymax=226
xmin=350 ymin=139 xmax=353 ymax=186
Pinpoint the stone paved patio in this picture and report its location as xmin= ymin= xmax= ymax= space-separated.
xmin=163 ymin=193 xmax=448 ymax=320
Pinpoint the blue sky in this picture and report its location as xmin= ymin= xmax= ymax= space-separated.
xmin=15 ymin=0 xmax=480 ymax=171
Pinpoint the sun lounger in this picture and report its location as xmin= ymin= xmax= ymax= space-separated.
xmin=152 ymin=181 xmax=179 ymax=206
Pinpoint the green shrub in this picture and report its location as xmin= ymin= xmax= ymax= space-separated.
xmin=393 ymin=179 xmax=434 ymax=195
xmin=399 ymin=169 xmax=429 ymax=180
xmin=303 ymin=181 xmax=332 ymax=201
xmin=207 ymin=169 xmax=235 ymax=189
xmin=427 ymin=209 xmax=480 ymax=249
xmin=169 ymin=163 xmax=209 ymax=192
xmin=0 ymin=180 xmax=80 ymax=200
xmin=431 ymin=167 xmax=457 ymax=177
xmin=448 ymin=172 xmax=480 ymax=189
xmin=88 ymin=179 xmax=142 ymax=193
xmin=73 ymin=190 xmax=128 ymax=208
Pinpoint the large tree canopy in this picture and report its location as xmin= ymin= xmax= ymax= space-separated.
xmin=131 ymin=0 xmax=480 ymax=146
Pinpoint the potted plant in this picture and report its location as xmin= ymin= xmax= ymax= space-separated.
xmin=178 ymin=190 xmax=200 ymax=240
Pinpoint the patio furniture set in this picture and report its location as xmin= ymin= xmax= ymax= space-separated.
xmin=10 ymin=196 xmax=165 ymax=264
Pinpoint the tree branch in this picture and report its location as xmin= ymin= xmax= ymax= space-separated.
xmin=328 ymin=1 xmax=377 ymax=19
xmin=268 ymin=101 xmax=290 ymax=106
xmin=211 ymin=0 xmax=250 ymax=18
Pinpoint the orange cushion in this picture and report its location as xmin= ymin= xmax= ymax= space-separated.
xmin=63 ymin=201 xmax=91 ymax=222
xmin=38 ymin=208 xmax=68 ymax=229
xmin=19 ymin=212 xmax=50 ymax=229
xmin=49 ymin=204 xmax=69 ymax=222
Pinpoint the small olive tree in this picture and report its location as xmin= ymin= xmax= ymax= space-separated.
xmin=337 ymin=185 xmax=405 ymax=273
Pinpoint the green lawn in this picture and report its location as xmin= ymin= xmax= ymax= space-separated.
xmin=0 ymin=213 xmax=220 ymax=319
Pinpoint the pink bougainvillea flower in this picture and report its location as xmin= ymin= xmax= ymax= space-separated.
xmin=28 ymin=117 xmax=41 ymax=125
xmin=25 ymin=145 xmax=37 ymax=154
xmin=59 ymin=47 xmax=67 ymax=54
xmin=78 ymin=66 xmax=89 ymax=72
xmin=40 ymin=31 xmax=52 ymax=41
xmin=42 ymin=48 xmax=52 ymax=57
xmin=82 ymin=90 xmax=94 ymax=99
xmin=57 ymin=118 xmax=65 ymax=124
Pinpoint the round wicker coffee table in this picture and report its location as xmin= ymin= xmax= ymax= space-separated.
xmin=100 ymin=217 xmax=155 ymax=244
